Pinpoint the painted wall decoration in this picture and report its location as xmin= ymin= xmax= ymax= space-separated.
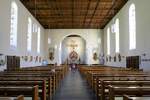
xmin=0 ymin=54 xmax=6 ymax=66
xmin=67 ymin=39 xmax=79 ymax=63
xmin=49 ymin=47 xmax=54 ymax=61
xmin=69 ymin=51 xmax=78 ymax=61
xmin=141 ymin=53 xmax=150 ymax=62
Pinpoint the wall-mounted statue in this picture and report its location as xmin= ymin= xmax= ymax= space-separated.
xmin=49 ymin=47 xmax=54 ymax=61
xmin=0 ymin=54 xmax=6 ymax=66
xmin=109 ymin=56 xmax=111 ymax=62
xmin=93 ymin=52 xmax=98 ymax=61
xmin=35 ymin=56 xmax=38 ymax=62
xmin=30 ymin=56 xmax=33 ymax=62
xmin=114 ymin=55 xmax=116 ymax=62
xmin=24 ymin=56 xmax=28 ymax=62
xmin=99 ymin=53 xmax=105 ymax=64
xmin=21 ymin=56 xmax=23 ymax=60
xmin=39 ymin=57 xmax=42 ymax=62
xmin=106 ymin=56 xmax=108 ymax=62
xmin=118 ymin=54 xmax=121 ymax=62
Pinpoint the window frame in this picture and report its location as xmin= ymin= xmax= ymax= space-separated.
xmin=129 ymin=3 xmax=136 ymax=50
xmin=27 ymin=17 xmax=32 ymax=52
xmin=37 ymin=27 xmax=41 ymax=53
xmin=115 ymin=18 xmax=120 ymax=53
xmin=107 ymin=27 xmax=110 ymax=55
xmin=10 ymin=1 xmax=18 ymax=49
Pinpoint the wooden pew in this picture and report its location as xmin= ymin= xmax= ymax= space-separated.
xmin=2 ymin=73 xmax=55 ymax=90
xmin=0 ymin=65 xmax=68 ymax=100
xmin=0 ymin=76 xmax=53 ymax=98
xmin=6 ymin=65 xmax=68 ymax=88
xmin=0 ymin=67 xmax=67 ymax=95
xmin=0 ymin=85 xmax=38 ymax=100
xmin=0 ymin=95 xmax=24 ymax=100
xmin=108 ymin=85 xmax=150 ymax=100
xmin=78 ymin=65 xmax=150 ymax=98
xmin=16 ymin=95 xmax=24 ymax=100
xmin=78 ymin=65 xmax=141 ymax=76
xmin=91 ymin=74 xmax=150 ymax=93
xmin=99 ymin=80 xmax=150 ymax=100
xmin=123 ymin=95 xmax=150 ymax=100
xmin=0 ymin=80 xmax=46 ymax=100
xmin=123 ymin=95 xmax=133 ymax=100
xmin=79 ymin=66 xmax=145 ymax=89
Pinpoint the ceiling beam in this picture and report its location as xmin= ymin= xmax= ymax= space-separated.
xmin=30 ymin=8 xmax=119 ymax=11
xmin=87 ymin=0 xmax=101 ymax=27
xmin=83 ymin=0 xmax=91 ymax=27
xmin=72 ymin=0 xmax=74 ymax=27
xmin=98 ymin=0 xmax=118 ymax=28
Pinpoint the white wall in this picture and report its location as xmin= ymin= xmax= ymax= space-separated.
xmin=45 ymin=29 xmax=103 ymax=65
xmin=0 ymin=0 xmax=45 ymax=71
xmin=104 ymin=0 xmax=150 ymax=71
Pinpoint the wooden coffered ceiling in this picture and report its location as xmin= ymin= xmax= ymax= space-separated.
xmin=20 ymin=0 xmax=128 ymax=29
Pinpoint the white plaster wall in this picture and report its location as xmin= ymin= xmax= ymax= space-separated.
xmin=104 ymin=0 xmax=150 ymax=71
xmin=45 ymin=29 xmax=103 ymax=65
xmin=0 ymin=0 xmax=45 ymax=71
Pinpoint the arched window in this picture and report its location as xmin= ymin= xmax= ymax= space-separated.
xmin=115 ymin=18 xmax=119 ymax=53
xmin=48 ymin=38 xmax=51 ymax=44
xmin=10 ymin=1 xmax=18 ymax=48
xmin=37 ymin=27 xmax=41 ymax=53
xmin=107 ymin=27 xmax=110 ymax=55
xmin=27 ymin=17 xmax=32 ymax=52
xmin=129 ymin=3 xmax=136 ymax=50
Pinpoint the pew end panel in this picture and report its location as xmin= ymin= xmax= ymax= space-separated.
xmin=123 ymin=95 xmax=133 ymax=100
xmin=33 ymin=85 xmax=39 ymax=100
xmin=16 ymin=95 xmax=24 ymax=100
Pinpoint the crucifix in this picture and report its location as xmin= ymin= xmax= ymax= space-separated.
xmin=67 ymin=40 xmax=78 ymax=50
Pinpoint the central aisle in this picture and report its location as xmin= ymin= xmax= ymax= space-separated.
xmin=53 ymin=70 xmax=96 ymax=100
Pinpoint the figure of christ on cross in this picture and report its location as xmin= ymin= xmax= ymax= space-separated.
xmin=67 ymin=44 xmax=78 ymax=50
xmin=67 ymin=40 xmax=78 ymax=50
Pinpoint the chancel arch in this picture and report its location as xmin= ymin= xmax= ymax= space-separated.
xmin=61 ymin=35 xmax=86 ymax=64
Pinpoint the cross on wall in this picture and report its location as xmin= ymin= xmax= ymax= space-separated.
xmin=67 ymin=40 xmax=78 ymax=50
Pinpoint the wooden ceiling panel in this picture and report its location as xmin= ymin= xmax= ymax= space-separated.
xmin=20 ymin=0 xmax=128 ymax=29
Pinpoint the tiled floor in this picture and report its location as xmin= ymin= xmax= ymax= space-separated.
xmin=53 ymin=70 xmax=96 ymax=100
